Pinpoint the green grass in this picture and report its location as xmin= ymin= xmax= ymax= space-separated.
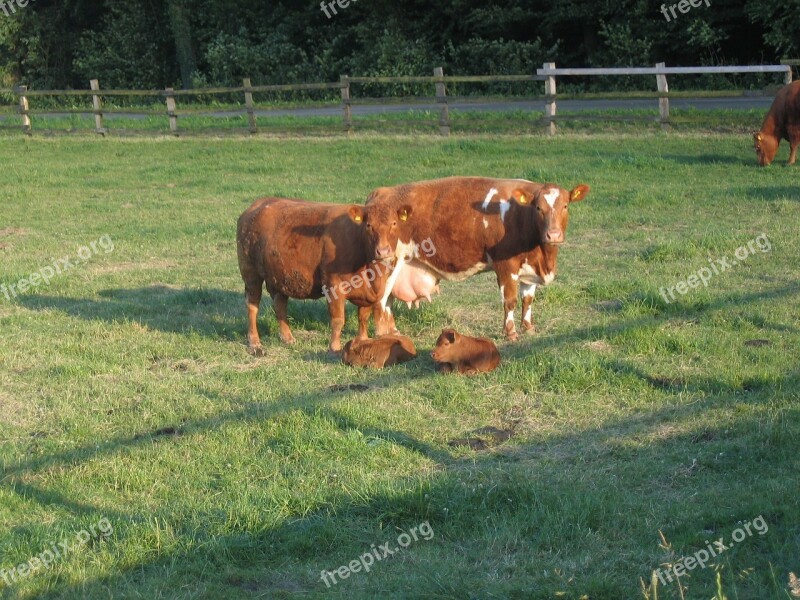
xmin=0 ymin=107 xmax=767 ymax=137
xmin=0 ymin=132 xmax=798 ymax=600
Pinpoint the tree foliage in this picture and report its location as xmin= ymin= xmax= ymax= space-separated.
xmin=0 ymin=0 xmax=792 ymax=90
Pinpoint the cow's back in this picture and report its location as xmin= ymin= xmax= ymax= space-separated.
xmin=369 ymin=177 xmax=544 ymax=279
xmin=236 ymin=197 xmax=345 ymax=299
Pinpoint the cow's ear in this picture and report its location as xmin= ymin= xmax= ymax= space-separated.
xmin=569 ymin=185 xmax=590 ymax=203
xmin=397 ymin=205 xmax=413 ymax=222
xmin=511 ymin=189 xmax=530 ymax=204
xmin=348 ymin=206 xmax=365 ymax=224
xmin=442 ymin=329 xmax=456 ymax=343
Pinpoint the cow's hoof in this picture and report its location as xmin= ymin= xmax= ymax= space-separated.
xmin=328 ymin=347 xmax=343 ymax=357
xmin=280 ymin=334 xmax=296 ymax=345
xmin=522 ymin=323 xmax=537 ymax=335
xmin=505 ymin=331 xmax=519 ymax=342
xmin=248 ymin=345 xmax=264 ymax=357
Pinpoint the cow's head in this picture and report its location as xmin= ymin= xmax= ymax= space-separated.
xmin=513 ymin=184 xmax=590 ymax=245
xmin=753 ymin=132 xmax=778 ymax=166
xmin=348 ymin=203 xmax=413 ymax=260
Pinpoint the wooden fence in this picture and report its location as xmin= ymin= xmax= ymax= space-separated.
xmin=0 ymin=63 xmax=793 ymax=137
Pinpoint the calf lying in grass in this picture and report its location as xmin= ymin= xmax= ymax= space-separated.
xmin=342 ymin=335 xmax=417 ymax=368
xmin=431 ymin=329 xmax=500 ymax=375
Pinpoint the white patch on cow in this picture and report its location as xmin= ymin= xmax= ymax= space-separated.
xmin=437 ymin=262 xmax=489 ymax=282
xmin=544 ymin=188 xmax=559 ymax=208
xmin=499 ymin=285 xmax=505 ymax=303
xmin=543 ymin=271 xmax=555 ymax=285
xmin=518 ymin=263 xmax=545 ymax=286
xmin=380 ymin=239 xmax=416 ymax=309
xmin=481 ymin=188 xmax=499 ymax=210
xmin=511 ymin=273 xmax=519 ymax=281
xmin=521 ymin=283 xmax=537 ymax=298
xmin=505 ymin=310 xmax=514 ymax=324
xmin=483 ymin=218 xmax=489 ymax=229
xmin=523 ymin=306 xmax=532 ymax=323
xmin=499 ymin=199 xmax=511 ymax=222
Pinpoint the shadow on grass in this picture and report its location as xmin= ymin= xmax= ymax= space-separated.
xmin=661 ymin=153 xmax=747 ymax=166
xmin=4 ymin=284 xmax=799 ymax=598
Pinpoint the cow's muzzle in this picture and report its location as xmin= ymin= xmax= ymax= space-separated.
xmin=544 ymin=230 xmax=564 ymax=244
xmin=375 ymin=245 xmax=394 ymax=259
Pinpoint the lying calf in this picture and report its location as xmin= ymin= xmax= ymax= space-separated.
xmin=343 ymin=335 xmax=417 ymax=368
xmin=431 ymin=329 xmax=500 ymax=375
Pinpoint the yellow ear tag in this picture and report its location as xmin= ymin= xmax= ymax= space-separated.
xmin=519 ymin=194 xmax=527 ymax=204
xmin=400 ymin=210 xmax=409 ymax=222
xmin=572 ymin=190 xmax=582 ymax=201
xmin=353 ymin=215 xmax=362 ymax=223
xmin=757 ymin=134 xmax=762 ymax=141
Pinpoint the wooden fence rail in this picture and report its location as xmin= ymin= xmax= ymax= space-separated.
xmin=0 ymin=62 xmax=793 ymax=136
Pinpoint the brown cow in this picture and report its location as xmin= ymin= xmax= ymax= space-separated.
xmin=754 ymin=80 xmax=800 ymax=166
xmin=431 ymin=329 xmax=500 ymax=375
xmin=367 ymin=177 xmax=589 ymax=340
xmin=236 ymin=197 xmax=411 ymax=354
xmin=342 ymin=335 xmax=417 ymax=368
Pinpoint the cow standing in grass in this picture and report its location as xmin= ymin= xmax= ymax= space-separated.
xmin=754 ymin=80 xmax=800 ymax=166
xmin=366 ymin=177 xmax=589 ymax=340
xmin=236 ymin=197 xmax=411 ymax=354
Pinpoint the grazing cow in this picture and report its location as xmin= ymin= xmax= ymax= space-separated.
xmin=431 ymin=329 xmax=500 ymax=375
xmin=754 ymin=80 xmax=800 ymax=166
xmin=342 ymin=335 xmax=417 ymax=368
xmin=236 ymin=197 xmax=411 ymax=354
xmin=367 ymin=177 xmax=589 ymax=340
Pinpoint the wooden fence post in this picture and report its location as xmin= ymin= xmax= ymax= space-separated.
xmin=90 ymin=79 xmax=106 ymax=135
xmin=16 ymin=85 xmax=31 ymax=134
xmin=165 ymin=87 xmax=178 ymax=135
xmin=656 ymin=62 xmax=669 ymax=127
xmin=243 ymin=78 xmax=257 ymax=133
xmin=340 ymin=75 xmax=352 ymax=134
xmin=543 ymin=62 xmax=556 ymax=136
xmin=434 ymin=66 xmax=450 ymax=136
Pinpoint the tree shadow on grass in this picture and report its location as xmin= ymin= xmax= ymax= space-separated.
xmin=4 ymin=369 xmax=797 ymax=599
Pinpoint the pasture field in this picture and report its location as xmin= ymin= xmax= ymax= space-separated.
xmin=0 ymin=132 xmax=798 ymax=600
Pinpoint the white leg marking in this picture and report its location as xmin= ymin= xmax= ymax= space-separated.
xmin=521 ymin=283 xmax=537 ymax=298
xmin=500 ymin=285 xmax=505 ymax=304
xmin=523 ymin=306 xmax=532 ymax=323
xmin=506 ymin=310 xmax=514 ymax=324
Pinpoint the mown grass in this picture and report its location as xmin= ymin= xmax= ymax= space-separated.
xmin=0 ymin=132 xmax=798 ymax=600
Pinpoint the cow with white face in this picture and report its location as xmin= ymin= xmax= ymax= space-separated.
xmin=366 ymin=177 xmax=589 ymax=340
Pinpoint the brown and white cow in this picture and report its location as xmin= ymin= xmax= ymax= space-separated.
xmin=236 ymin=197 xmax=411 ymax=354
xmin=366 ymin=177 xmax=589 ymax=340
xmin=754 ymin=80 xmax=800 ymax=166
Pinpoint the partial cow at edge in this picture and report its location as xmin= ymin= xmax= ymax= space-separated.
xmin=754 ymin=80 xmax=800 ymax=166
xmin=236 ymin=196 xmax=411 ymax=355
xmin=366 ymin=177 xmax=589 ymax=341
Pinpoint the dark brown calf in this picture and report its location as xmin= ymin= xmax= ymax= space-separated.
xmin=236 ymin=197 xmax=411 ymax=354
xmin=431 ymin=329 xmax=500 ymax=375
xmin=342 ymin=335 xmax=417 ymax=368
xmin=754 ymin=80 xmax=800 ymax=166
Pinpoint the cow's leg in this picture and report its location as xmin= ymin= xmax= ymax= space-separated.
xmin=272 ymin=292 xmax=295 ymax=345
xmin=328 ymin=296 xmax=347 ymax=353
xmin=789 ymin=139 xmax=798 ymax=165
xmin=496 ymin=270 xmax=520 ymax=341
xmin=356 ymin=305 xmax=372 ymax=341
xmin=245 ymin=279 xmax=265 ymax=356
xmin=374 ymin=299 xmax=398 ymax=336
xmin=520 ymin=283 xmax=537 ymax=333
